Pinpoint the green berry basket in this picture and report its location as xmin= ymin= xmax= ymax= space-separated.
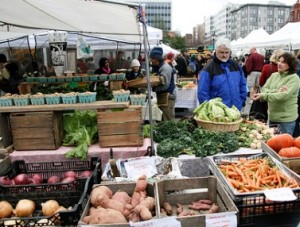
xmin=98 ymin=74 xmax=108 ymax=81
xmin=78 ymin=92 xmax=97 ymax=103
xmin=61 ymin=94 xmax=78 ymax=104
xmin=45 ymin=95 xmax=62 ymax=105
xmin=0 ymin=97 xmax=13 ymax=106
xmin=13 ymin=96 xmax=30 ymax=106
xmin=30 ymin=96 xmax=45 ymax=105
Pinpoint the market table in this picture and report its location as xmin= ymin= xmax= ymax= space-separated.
xmin=175 ymin=87 xmax=198 ymax=109
xmin=9 ymin=138 xmax=151 ymax=171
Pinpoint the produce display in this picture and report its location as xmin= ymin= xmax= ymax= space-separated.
xmin=235 ymin=120 xmax=274 ymax=149
xmin=82 ymin=175 xmax=156 ymax=224
xmin=218 ymin=157 xmax=299 ymax=193
xmin=176 ymin=81 xmax=196 ymax=89
xmin=0 ymin=170 xmax=92 ymax=186
xmin=153 ymin=120 xmax=239 ymax=157
xmin=161 ymin=200 xmax=219 ymax=217
xmin=0 ymin=199 xmax=67 ymax=219
xmin=194 ymin=98 xmax=241 ymax=122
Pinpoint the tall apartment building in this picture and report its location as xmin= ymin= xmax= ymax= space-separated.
xmin=203 ymin=1 xmax=292 ymax=43
xmin=288 ymin=0 xmax=300 ymax=22
xmin=117 ymin=0 xmax=172 ymax=31
xmin=231 ymin=2 xmax=292 ymax=40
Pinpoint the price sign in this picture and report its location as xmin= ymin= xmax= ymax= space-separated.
xmin=205 ymin=211 xmax=237 ymax=227
xmin=130 ymin=216 xmax=181 ymax=227
xmin=264 ymin=187 xmax=297 ymax=202
xmin=124 ymin=157 xmax=157 ymax=179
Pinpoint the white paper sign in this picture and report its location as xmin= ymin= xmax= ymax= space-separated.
xmin=130 ymin=216 xmax=181 ymax=227
xmin=205 ymin=211 xmax=237 ymax=227
xmin=264 ymin=187 xmax=297 ymax=202
xmin=124 ymin=157 xmax=158 ymax=179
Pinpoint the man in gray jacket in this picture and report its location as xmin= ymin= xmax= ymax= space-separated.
xmin=149 ymin=47 xmax=176 ymax=121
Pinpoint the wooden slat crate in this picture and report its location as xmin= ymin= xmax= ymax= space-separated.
xmin=97 ymin=106 xmax=143 ymax=147
xmin=10 ymin=111 xmax=63 ymax=150
xmin=156 ymin=177 xmax=239 ymax=227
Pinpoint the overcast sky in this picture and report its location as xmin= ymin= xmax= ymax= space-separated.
xmin=172 ymin=0 xmax=297 ymax=35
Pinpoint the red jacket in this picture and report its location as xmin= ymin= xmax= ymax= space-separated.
xmin=245 ymin=52 xmax=265 ymax=75
xmin=259 ymin=62 xmax=278 ymax=87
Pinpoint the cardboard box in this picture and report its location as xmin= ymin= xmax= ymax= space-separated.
xmin=156 ymin=176 xmax=238 ymax=227
xmin=10 ymin=111 xmax=63 ymax=150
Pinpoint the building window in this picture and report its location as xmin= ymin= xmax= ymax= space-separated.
xmin=298 ymin=10 xmax=300 ymax=19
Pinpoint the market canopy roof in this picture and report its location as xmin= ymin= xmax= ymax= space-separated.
xmin=0 ymin=0 xmax=142 ymax=44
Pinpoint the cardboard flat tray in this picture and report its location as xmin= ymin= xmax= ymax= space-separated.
xmin=127 ymin=76 xmax=160 ymax=88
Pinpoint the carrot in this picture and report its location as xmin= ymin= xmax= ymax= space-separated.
xmin=234 ymin=166 xmax=247 ymax=184
xmin=275 ymin=170 xmax=282 ymax=188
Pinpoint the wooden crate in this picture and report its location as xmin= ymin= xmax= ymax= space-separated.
xmin=97 ymin=107 xmax=143 ymax=147
xmin=262 ymin=141 xmax=300 ymax=173
xmin=10 ymin=111 xmax=63 ymax=150
xmin=79 ymin=182 xmax=156 ymax=226
xmin=156 ymin=177 xmax=238 ymax=227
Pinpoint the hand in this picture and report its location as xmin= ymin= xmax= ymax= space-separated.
xmin=252 ymin=93 xmax=261 ymax=101
xmin=279 ymin=85 xmax=288 ymax=92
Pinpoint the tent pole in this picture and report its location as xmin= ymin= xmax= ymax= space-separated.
xmin=139 ymin=4 xmax=155 ymax=156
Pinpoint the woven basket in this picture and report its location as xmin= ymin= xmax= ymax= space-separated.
xmin=194 ymin=116 xmax=243 ymax=132
xmin=127 ymin=76 xmax=160 ymax=88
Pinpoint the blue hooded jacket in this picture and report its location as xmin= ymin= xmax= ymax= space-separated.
xmin=197 ymin=54 xmax=247 ymax=111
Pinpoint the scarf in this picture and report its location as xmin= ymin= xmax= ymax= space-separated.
xmin=102 ymin=67 xmax=111 ymax=74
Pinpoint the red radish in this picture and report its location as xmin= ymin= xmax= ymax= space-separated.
xmin=14 ymin=174 xmax=30 ymax=185
xmin=0 ymin=176 xmax=13 ymax=185
xmin=63 ymin=171 xmax=77 ymax=179
xmin=30 ymin=177 xmax=41 ymax=184
xmin=79 ymin=170 xmax=92 ymax=178
xmin=47 ymin=176 xmax=61 ymax=184
xmin=31 ymin=174 xmax=43 ymax=184
xmin=61 ymin=177 xmax=75 ymax=183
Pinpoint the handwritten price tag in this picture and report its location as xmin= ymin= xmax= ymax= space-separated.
xmin=130 ymin=216 xmax=181 ymax=227
xmin=264 ymin=187 xmax=297 ymax=202
xmin=124 ymin=157 xmax=158 ymax=179
xmin=205 ymin=211 xmax=237 ymax=227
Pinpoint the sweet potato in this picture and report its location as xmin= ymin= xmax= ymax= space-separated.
xmin=176 ymin=203 xmax=183 ymax=215
xmin=188 ymin=202 xmax=212 ymax=210
xmin=90 ymin=186 xmax=113 ymax=206
xmin=111 ymin=190 xmax=131 ymax=205
xmin=163 ymin=202 xmax=173 ymax=216
xmin=131 ymin=191 xmax=141 ymax=207
xmin=134 ymin=175 xmax=147 ymax=192
xmin=94 ymin=194 xmax=125 ymax=214
xmin=139 ymin=197 xmax=155 ymax=210
xmin=178 ymin=210 xmax=196 ymax=217
xmin=83 ymin=207 xmax=127 ymax=224
xmin=207 ymin=203 xmax=219 ymax=214
xmin=134 ymin=204 xmax=153 ymax=220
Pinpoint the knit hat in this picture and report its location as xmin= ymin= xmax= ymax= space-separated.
xmin=131 ymin=59 xmax=140 ymax=67
xmin=150 ymin=47 xmax=163 ymax=59
xmin=190 ymin=54 xmax=196 ymax=62
xmin=166 ymin=52 xmax=174 ymax=60
xmin=215 ymin=37 xmax=231 ymax=50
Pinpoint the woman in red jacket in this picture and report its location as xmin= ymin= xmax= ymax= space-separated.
xmin=259 ymin=49 xmax=284 ymax=87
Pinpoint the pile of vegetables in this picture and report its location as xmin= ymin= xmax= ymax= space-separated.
xmin=63 ymin=110 xmax=98 ymax=160
xmin=154 ymin=120 xmax=239 ymax=158
xmin=194 ymin=98 xmax=241 ymax=122
xmin=82 ymin=175 xmax=156 ymax=224
xmin=0 ymin=199 xmax=68 ymax=220
xmin=0 ymin=170 xmax=92 ymax=186
xmin=219 ymin=157 xmax=299 ymax=193
xmin=235 ymin=120 xmax=274 ymax=149
xmin=161 ymin=200 xmax=219 ymax=217
xmin=267 ymin=134 xmax=300 ymax=158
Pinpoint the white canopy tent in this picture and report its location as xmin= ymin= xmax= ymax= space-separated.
xmin=231 ymin=28 xmax=270 ymax=50
xmin=0 ymin=0 xmax=141 ymax=44
xmin=254 ymin=22 xmax=300 ymax=50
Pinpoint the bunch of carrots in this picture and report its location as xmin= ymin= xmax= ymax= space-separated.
xmin=218 ymin=158 xmax=299 ymax=193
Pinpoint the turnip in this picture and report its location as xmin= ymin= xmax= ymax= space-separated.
xmin=63 ymin=171 xmax=78 ymax=179
xmin=14 ymin=174 xmax=30 ymax=185
xmin=47 ymin=176 xmax=60 ymax=184
xmin=0 ymin=176 xmax=13 ymax=185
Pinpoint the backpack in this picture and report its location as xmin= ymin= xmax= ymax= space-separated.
xmin=187 ymin=61 xmax=196 ymax=75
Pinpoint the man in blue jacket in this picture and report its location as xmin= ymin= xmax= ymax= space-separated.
xmin=197 ymin=38 xmax=247 ymax=111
